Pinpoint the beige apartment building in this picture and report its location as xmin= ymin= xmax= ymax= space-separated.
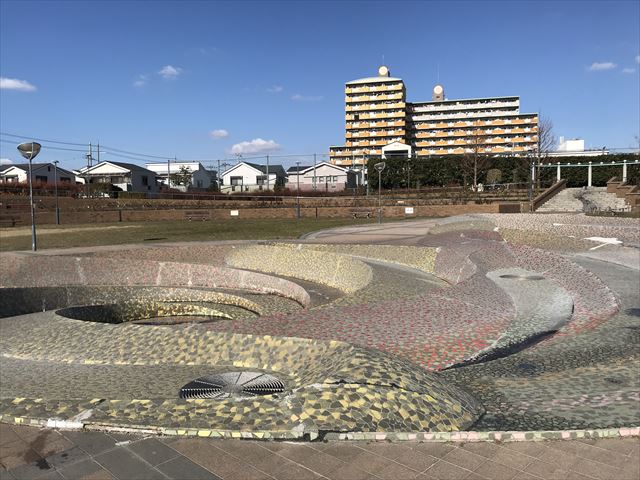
xmin=329 ymin=66 xmax=539 ymax=166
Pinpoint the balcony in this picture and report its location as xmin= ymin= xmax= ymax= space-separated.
xmin=345 ymin=83 xmax=403 ymax=94
xmin=346 ymin=92 xmax=403 ymax=103
xmin=410 ymin=99 xmax=519 ymax=114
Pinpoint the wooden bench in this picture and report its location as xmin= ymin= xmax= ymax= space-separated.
xmin=184 ymin=210 xmax=211 ymax=221
xmin=350 ymin=209 xmax=373 ymax=219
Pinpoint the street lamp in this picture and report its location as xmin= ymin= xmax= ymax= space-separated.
xmin=17 ymin=142 xmax=42 ymax=251
xmin=295 ymin=161 xmax=301 ymax=219
xmin=406 ymin=156 xmax=411 ymax=199
xmin=52 ymin=160 xmax=60 ymax=225
xmin=374 ymin=161 xmax=386 ymax=224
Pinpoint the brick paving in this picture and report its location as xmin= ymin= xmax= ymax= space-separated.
xmin=1 ymin=425 xmax=639 ymax=480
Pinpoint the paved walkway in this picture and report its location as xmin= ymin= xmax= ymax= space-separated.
xmin=2 ymin=424 xmax=639 ymax=480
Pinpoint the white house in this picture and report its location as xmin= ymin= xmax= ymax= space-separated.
xmin=220 ymin=162 xmax=286 ymax=193
xmin=77 ymin=161 xmax=160 ymax=193
xmin=286 ymin=162 xmax=357 ymax=192
xmin=145 ymin=161 xmax=215 ymax=191
xmin=0 ymin=163 xmax=75 ymax=184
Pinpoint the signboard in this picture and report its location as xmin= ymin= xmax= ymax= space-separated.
xmin=230 ymin=210 xmax=239 ymax=217
xmin=405 ymin=207 xmax=414 ymax=215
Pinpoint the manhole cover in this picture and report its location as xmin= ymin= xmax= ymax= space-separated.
xmin=499 ymin=274 xmax=545 ymax=281
xmin=179 ymin=372 xmax=285 ymax=399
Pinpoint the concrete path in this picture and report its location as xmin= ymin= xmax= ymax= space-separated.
xmin=2 ymin=424 xmax=639 ymax=480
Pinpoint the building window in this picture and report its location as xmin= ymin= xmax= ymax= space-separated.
xmin=230 ymin=176 xmax=243 ymax=186
xmin=141 ymin=175 xmax=149 ymax=186
xmin=256 ymin=175 xmax=267 ymax=186
xmin=36 ymin=175 xmax=47 ymax=182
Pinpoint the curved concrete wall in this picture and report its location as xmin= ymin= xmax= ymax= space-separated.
xmin=0 ymin=256 xmax=310 ymax=307
xmin=225 ymin=245 xmax=373 ymax=293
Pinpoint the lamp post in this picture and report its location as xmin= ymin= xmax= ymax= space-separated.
xmin=53 ymin=160 xmax=60 ymax=225
xmin=295 ymin=161 xmax=301 ymax=219
xmin=17 ymin=142 xmax=42 ymax=251
xmin=406 ymin=156 xmax=411 ymax=199
xmin=374 ymin=161 xmax=386 ymax=224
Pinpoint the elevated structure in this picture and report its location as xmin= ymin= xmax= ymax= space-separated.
xmin=330 ymin=66 xmax=539 ymax=165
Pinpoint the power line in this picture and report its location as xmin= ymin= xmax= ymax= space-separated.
xmin=0 ymin=138 xmax=87 ymax=153
xmin=0 ymin=132 xmax=88 ymax=147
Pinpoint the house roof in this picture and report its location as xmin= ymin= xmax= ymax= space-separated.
xmin=84 ymin=161 xmax=158 ymax=176
xmin=286 ymin=165 xmax=312 ymax=174
xmin=221 ymin=161 xmax=286 ymax=177
xmin=290 ymin=162 xmax=350 ymax=175
xmin=244 ymin=162 xmax=286 ymax=176
xmin=0 ymin=163 xmax=75 ymax=176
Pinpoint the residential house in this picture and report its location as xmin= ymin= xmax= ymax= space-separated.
xmin=220 ymin=162 xmax=286 ymax=193
xmin=77 ymin=161 xmax=160 ymax=193
xmin=145 ymin=161 xmax=216 ymax=191
xmin=286 ymin=162 xmax=357 ymax=192
xmin=0 ymin=163 xmax=75 ymax=184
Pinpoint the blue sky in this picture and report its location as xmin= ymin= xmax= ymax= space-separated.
xmin=1 ymin=0 xmax=638 ymax=172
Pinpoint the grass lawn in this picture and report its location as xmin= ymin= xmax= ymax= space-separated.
xmin=0 ymin=218 xmax=376 ymax=252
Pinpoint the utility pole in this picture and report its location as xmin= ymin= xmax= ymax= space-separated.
xmin=85 ymin=143 xmax=93 ymax=198
xmin=266 ymin=155 xmax=270 ymax=191
xmin=53 ymin=161 xmax=60 ymax=225
xmin=313 ymin=153 xmax=317 ymax=190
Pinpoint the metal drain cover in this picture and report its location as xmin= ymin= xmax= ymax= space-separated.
xmin=179 ymin=372 xmax=285 ymax=399
xmin=499 ymin=274 xmax=545 ymax=281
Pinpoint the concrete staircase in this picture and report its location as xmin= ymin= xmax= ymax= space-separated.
xmin=582 ymin=187 xmax=631 ymax=212
xmin=536 ymin=188 xmax=584 ymax=212
xmin=536 ymin=187 xmax=631 ymax=213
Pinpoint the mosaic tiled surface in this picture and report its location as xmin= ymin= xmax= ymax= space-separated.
xmin=1 ymin=213 xmax=637 ymax=437
xmin=225 ymin=244 xmax=373 ymax=293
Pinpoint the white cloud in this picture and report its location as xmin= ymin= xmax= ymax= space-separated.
xmin=0 ymin=77 xmax=37 ymax=92
xmin=210 ymin=129 xmax=229 ymax=139
xmin=267 ymin=85 xmax=284 ymax=93
xmin=229 ymin=138 xmax=281 ymax=155
xmin=158 ymin=65 xmax=183 ymax=79
xmin=588 ymin=62 xmax=617 ymax=71
xmin=0 ymin=158 xmax=13 ymax=165
xmin=133 ymin=74 xmax=148 ymax=87
xmin=622 ymin=68 xmax=636 ymax=74
xmin=291 ymin=93 xmax=323 ymax=101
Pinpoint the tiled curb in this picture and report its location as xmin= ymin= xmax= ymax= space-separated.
xmin=1 ymin=415 xmax=638 ymax=443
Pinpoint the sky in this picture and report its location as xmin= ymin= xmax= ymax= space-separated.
xmin=1 ymin=0 xmax=639 ymax=172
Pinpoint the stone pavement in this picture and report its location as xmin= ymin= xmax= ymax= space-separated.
xmin=1 ymin=424 xmax=639 ymax=480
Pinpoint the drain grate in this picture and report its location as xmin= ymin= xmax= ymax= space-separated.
xmin=179 ymin=372 xmax=285 ymax=399
xmin=499 ymin=274 xmax=545 ymax=281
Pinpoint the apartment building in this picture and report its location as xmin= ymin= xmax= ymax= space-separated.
xmin=329 ymin=66 xmax=538 ymax=165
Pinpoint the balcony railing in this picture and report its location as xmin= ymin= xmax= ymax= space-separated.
xmin=410 ymin=99 xmax=519 ymax=113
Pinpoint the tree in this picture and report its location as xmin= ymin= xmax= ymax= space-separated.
xmin=461 ymin=129 xmax=491 ymax=190
xmin=536 ymin=116 xmax=557 ymax=187
xmin=169 ymin=166 xmax=192 ymax=189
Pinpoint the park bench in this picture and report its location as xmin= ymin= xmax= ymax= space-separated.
xmin=184 ymin=210 xmax=211 ymax=221
xmin=350 ymin=209 xmax=374 ymax=219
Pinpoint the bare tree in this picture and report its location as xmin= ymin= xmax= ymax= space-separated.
xmin=461 ymin=129 xmax=490 ymax=190
xmin=536 ymin=116 xmax=557 ymax=187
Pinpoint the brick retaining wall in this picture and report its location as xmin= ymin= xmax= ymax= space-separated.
xmin=2 ymin=203 xmax=505 ymax=226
